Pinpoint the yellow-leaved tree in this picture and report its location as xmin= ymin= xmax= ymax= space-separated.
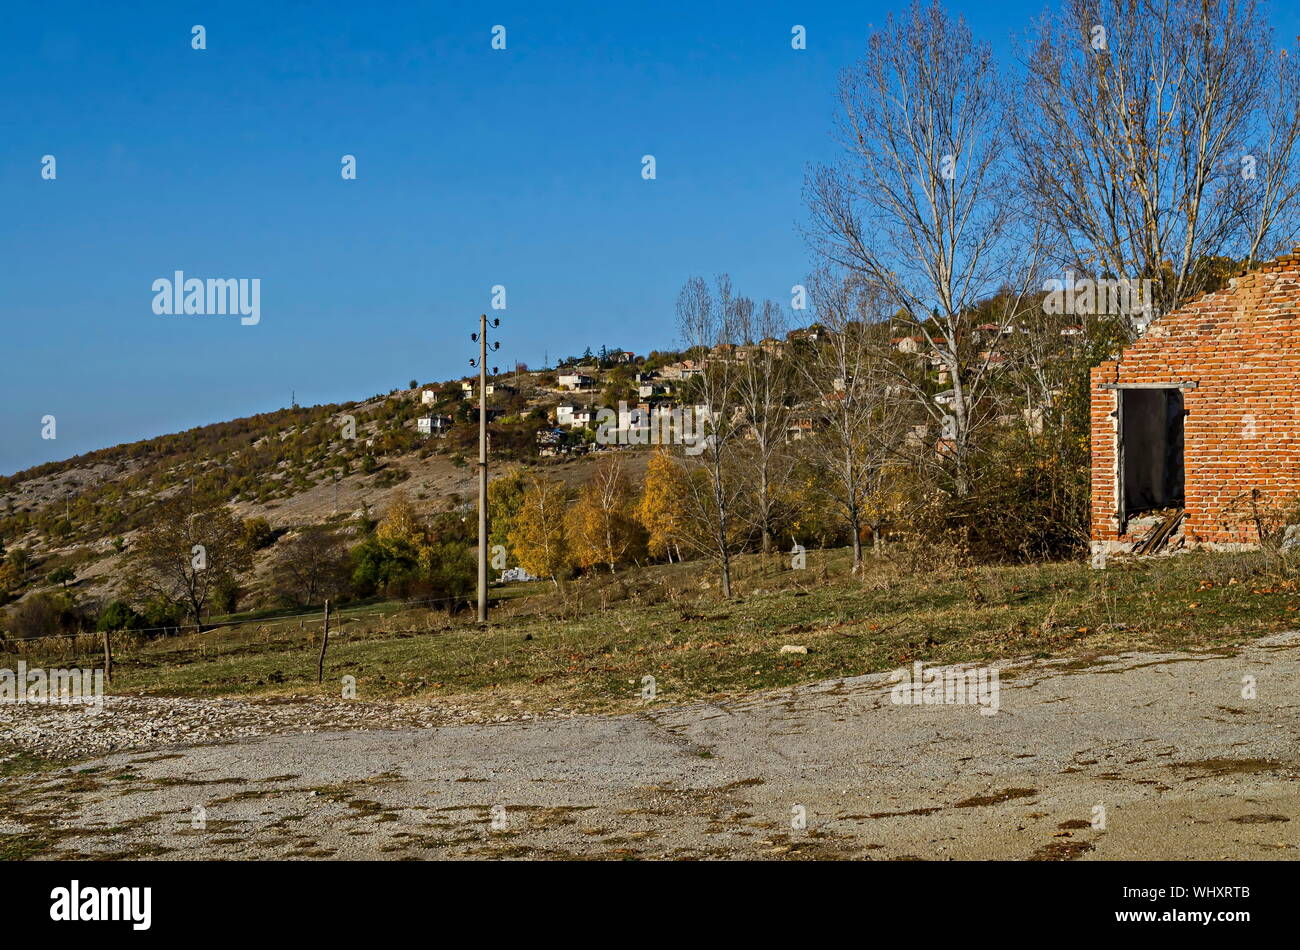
xmin=508 ymin=475 xmax=572 ymax=586
xmin=637 ymin=448 xmax=690 ymax=563
xmin=375 ymin=490 xmax=424 ymax=548
xmin=566 ymin=457 xmax=644 ymax=573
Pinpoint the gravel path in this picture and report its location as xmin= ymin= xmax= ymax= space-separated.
xmin=0 ymin=694 xmax=567 ymax=762
xmin=2 ymin=633 xmax=1298 ymax=860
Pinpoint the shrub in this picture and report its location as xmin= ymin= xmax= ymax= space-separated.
xmin=97 ymin=599 xmax=144 ymax=632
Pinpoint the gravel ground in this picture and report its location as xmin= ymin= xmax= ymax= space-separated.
xmin=0 ymin=694 xmax=566 ymax=763
xmin=2 ymin=632 xmax=1298 ymax=860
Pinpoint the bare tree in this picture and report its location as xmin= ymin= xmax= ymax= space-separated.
xmin=807 ymin=0 xmax=1042 ymax=489
xmin=675 ymin=275 xmax=749 ymax=597
xmin=1016 ymin=0 xmax=1300 ymax=316
xmin=796 ymin=270 xmax=909 ymax=572
xmin=733 ymin=298 xmax=793 ymax=555
xmin=125 ymin=493 xmax=252 ymax=629
xmin=272 ymin=525 xmax=351 ymax=608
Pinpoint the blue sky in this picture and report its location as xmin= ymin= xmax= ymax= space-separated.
xmin=4 ymin=0 xmax=1298 ymax=475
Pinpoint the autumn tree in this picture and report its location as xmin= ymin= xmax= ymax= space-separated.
xmin=508 ymin=475 xmax=572 ymax=586
xmin=125 ymin=493 xmax=252 ymax=629
xmin=637 ymin=448 xmax=691 ymax=562
xmin=567 ymin=457 xmax=644 ymax=572
xmin=350 ymin=491 xmax=475 ymax=603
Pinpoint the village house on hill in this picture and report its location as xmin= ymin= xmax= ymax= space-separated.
xmin=1091 ymin=249 xmax=1300 ymax=553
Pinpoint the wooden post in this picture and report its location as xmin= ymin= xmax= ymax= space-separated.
xmin=317 ymin=600 xmax=330 ymax=684
xmin=102 ymin=629 xmax=113 ymax=684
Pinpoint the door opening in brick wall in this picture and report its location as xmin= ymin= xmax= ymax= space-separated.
xmin=1119 ymin=388 xmax=1185 ymax=524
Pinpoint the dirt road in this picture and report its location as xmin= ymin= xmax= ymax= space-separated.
xmin=3 ymin=633 xmax=1297 ymax=860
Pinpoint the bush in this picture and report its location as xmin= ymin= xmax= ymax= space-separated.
xmin=6 ymin=590 xmax=85 ymax=640
xmin=242 ymin=517 xmax=276 ymax=550
xmin=212 ymin=576 xmax=242 ymax=614
xmin=97 ymin=599 xmax=144 ymax=632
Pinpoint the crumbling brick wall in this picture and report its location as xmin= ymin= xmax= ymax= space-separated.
xmin=1091 ymin=251 xmax=1300 ymax=550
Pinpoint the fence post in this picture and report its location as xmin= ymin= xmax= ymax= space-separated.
xmin=102 ymin=629 xmax=113 ymax=684
xmin=317 ymin=600 xmax=330 ymax=684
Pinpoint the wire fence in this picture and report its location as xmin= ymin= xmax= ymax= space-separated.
xmin=0 ymin=591 xmax=479 ymax=679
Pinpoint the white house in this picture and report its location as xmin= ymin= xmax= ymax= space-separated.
xmin=556 ymin=404 xmax=594 ymax=428
xmin=416 ymin=414 xmax=453 ymax=435
xmin=557 ymin=373 xmax=595 ymax=391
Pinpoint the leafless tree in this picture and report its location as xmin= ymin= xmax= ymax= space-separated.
xmin=675 ymin=275 xmax=749 ymax=597
xmin=806 ymin=0 xmax=1042 ymax=489
xmin=795 ymin=270 xmax=909 ymax=572
xmin=272 ymin=525 xmax=351 ymax=608
xmin=124 ymin=493 xmax=252 ymax=629
xmin=1016 ymin=0 xmax=1300 ymax=317
xmin=733 ymin=298 xmax=793 ymax=554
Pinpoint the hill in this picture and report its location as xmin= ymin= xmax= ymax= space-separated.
xmin=0 ymin=359 xmax=661 ymax=615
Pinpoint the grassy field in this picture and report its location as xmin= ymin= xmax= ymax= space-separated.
xmin=8 ymin=547 xmax=1299 ymax=718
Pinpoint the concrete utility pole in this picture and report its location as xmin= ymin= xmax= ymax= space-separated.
xmin=472 ymin=313 xmax=501 ymax=624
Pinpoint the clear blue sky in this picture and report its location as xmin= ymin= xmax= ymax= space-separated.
xmin=4 ymin=0 xmax=1297 ymax=475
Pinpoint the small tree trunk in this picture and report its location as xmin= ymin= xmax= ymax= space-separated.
xmin=849 ymin=512 xmax=864 ymax=573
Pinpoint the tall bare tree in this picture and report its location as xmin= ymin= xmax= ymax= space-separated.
xmin=806 ymin=0 xmax=1041 ymax=488
xmin=676 ymin=275 xmax=749 ymax=597
xmin=796 ymin=270 xmax=908 ymax=572
xmin=1016 ymin=0 xmax=1300 ymax=316
xmin=734 ymin=298 xmax=793 ymax=555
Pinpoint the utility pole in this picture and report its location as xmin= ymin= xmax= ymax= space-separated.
xmin=471 ymin=313 xmax=501 ymax=624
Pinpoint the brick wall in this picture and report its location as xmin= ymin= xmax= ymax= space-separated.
xmin=1090 ymin=251 xmax=1300 ymax=549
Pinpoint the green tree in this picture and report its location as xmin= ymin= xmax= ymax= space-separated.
xmin=47 ymin=566 xmax=75 ymax=588
xmin=487 ymin=468 xmax=528 ymax=560
xmin=97 ymin=600 xmax=144 ymax=633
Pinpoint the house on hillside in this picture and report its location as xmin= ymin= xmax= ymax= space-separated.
xmin=638 ymin=378 xmax=673 ymax=399
xmin=555 ymin=404 xmax=594 ymax=428
xmin=786 ymin=325 xmax=823 ymax=343
xmin=1091 ymin=249 xmax=1300 ymax=553
xmin=659 ymin=359 xmax=704 ymax=380
xmin=557 ymin=372 xmax=595 ymax=391
xmin=462 ymin=381 xmax=514 ymax=397
xmin=416 ymin=414 xmax=453 ymax=436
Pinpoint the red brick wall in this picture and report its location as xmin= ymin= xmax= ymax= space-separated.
xmin=1090 ymin=253 xmax=1300 ymax=548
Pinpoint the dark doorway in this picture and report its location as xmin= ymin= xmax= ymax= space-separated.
xmin=1121 ymin=388 xmax=1185 ymax=517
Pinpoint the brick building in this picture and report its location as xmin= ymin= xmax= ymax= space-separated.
xmin=1090 ymin=251 xmax=1300 ymax=552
